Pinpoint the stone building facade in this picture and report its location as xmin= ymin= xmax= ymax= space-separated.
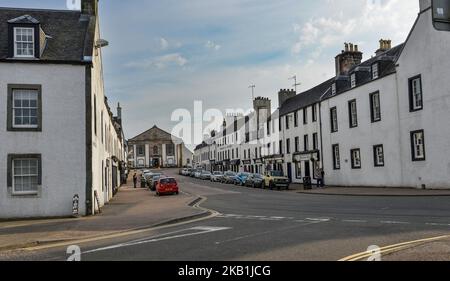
xmin=128 ymin=125 xmax=192 ymax=169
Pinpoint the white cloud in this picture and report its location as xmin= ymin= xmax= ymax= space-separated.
xmin=292 ymin=0 xmax=419 ymax=60
xmin=205 ymin=40 xmax=221 ymax=51
xmin=160 ymin=37 xmax=169 ymax=50
xmin=126 ymin=53 xmax=188 ymax=69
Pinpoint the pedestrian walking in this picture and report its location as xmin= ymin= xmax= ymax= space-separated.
xmin=133 ymin=173 xmax=137 ymax=189
xmin=317 ymin=169 xmax=325 ymax=188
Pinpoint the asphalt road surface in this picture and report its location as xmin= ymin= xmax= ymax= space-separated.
xmin=5 ymin=169 xmax=450 ymax=261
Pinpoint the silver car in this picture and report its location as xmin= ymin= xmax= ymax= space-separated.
xmin=199 ymin=171 xmax=212 ymax=180
xmin=210 ymin=171 xmax=224 ymax=182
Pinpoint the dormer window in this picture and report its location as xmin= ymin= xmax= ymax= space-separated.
xmin=8 ymin=15 xmax=42 ymax=59
xmin=372 ymin=63 xmax=379 ymax=80
xmin=351 ymin=73 xmax=356 ymax=88
xmin=331 ymin=83 xmax=337 ymax=96
xmin=14 ymin=27 xmax=35 ymax=58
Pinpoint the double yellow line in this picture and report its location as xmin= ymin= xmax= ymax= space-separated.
xmin=339 ymin=235 xmax=450 ymax=261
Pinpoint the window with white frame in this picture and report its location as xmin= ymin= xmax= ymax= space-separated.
xmin=330 ymin=107 xmax=338 ymax=132
xmin=351 ymin=74 xmax=356 ymax=88
xmin=348 ymin=99 xmax=358 ymax=128
xmin=351 ymin=149 xmax=361 ymax=169
xmin=312 ymin=104 xmax=317 ymax=122
xmin=313 ymin=133 xmax=318 ymax=150
xmin=12 ymin=158 xmax=39 ymax=195
xmin=304 ymin=135 xmax=309 ymax=151
xmin=373 ymin=145 xmax=385 ymax=167
xmin=372 ymin=63 xmax=379 ymax=79
xmin=370 ymin=91 xmax=381 ymax=122
xmin=409 ymin=75 xmax=423 ymax=111
xmin=411 ymin=130 xmax=426 ymax=161
xmin=13 ymin=89 xmax=38 ymax=128
xmin=303 ymin=107 xmax=308 ymax=124
xmin=332 ymin=144 xmax=340 ymax=170
xmin=14 ymin=27 xmax=35 ymax=58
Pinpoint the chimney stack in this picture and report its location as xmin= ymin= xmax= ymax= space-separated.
xmin=335 ymin=42 xmax=363 ymax=76
xmin=278 ymin=89 xmax=296 ymax=108
xmin=375 ymin=39 xmax=392 ymax=56
xmin=117 ymin=102 xmax=122 ymax=120
xmin=82 ymin=0 xmax=98 ymax=15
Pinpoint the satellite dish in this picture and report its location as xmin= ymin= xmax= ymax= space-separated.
xmin=96 ymin=39 xmax=109 ymax=48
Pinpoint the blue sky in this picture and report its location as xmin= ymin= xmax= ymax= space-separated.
xmin=2 ymin=0 xmax=419 ymax=145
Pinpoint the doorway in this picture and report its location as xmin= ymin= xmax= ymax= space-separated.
xmin=287 ymin=163 xmax=292 ymax=182
xmin=304 ymin=161 xmax=311 ymax=178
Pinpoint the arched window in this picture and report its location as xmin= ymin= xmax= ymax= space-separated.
xmin=153 ymin=146 xmax=159 ymax=155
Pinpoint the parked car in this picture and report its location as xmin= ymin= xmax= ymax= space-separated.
xmin=148 ymin=173 xmax=163 ymax=190
xmin=156 ymin=177 xmax=179 ymax=196
xmin=234 ymin=172 xmax=251 ymax=186
xmin=194 ymin=170 xmax=203 ymax=178
xmin=264 ymin=170 xmax=290 ymax=190
xmin=222 ymin=171 xmax=237 ymax=184
xmin=210 ymin=171 xmax=224 ymax=182
xmin=189 ymin=169 xmax=197 ymax=177
xmin=143 ymin=172 xmax=154 ymax=182
xmin=244 ymin=173 xmax=264 ymax=188
xmin=199 ymin=171 xmax=212 ymax=180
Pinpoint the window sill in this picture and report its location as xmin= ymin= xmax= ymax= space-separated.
xmin=8 ymin=127 xmax=42 ymax=132
xmin=11 ymin=192 xmax=39 ymax=197
xmin=412 ymin=158 xmax=426 ymax=162
xmin=409 ymin=108 xmax=423 ymax=113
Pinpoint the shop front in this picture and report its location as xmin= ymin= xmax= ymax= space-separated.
xmin=264 ymin=154 xmax=285 ymax=175
xmin=253 ymin=158 xmax=264 ymax=174
xmin=293 ymin=150 xmax=321 ymax=184
xmin=230 ymin=159 xmax=241 ymax=172
xmin=242 ymin=160 xmax=252 ymax=173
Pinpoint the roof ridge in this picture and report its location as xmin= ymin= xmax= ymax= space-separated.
xmin=0 ymin=7 xmax=80 ymax=13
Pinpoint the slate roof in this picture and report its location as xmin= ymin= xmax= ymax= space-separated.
xmin=279 ymin=43 xmax=405 ymax=117
xmin=0 ymin=7 xmax=95 ymax=63
xmin=280 ymin=78 xmax=335 ymax=116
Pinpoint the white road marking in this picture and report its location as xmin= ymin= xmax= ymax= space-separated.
xmin=83 ymin=226 xmax=231 ymax=254
xmin=425 ymin=223 xmax=450 ymax=227
xmin=380 ymin=221 xmax=410 ymax=225
xmin=214 ymin=221 xmax=325 ymax=245
xmin=342 ymin=220 xmax=368 ymax=223
xmin=306 ymin=218 xmax=331 ymax=222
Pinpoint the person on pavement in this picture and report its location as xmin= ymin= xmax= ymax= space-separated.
xmin=133 ymin=173 xmax=137 ymax=189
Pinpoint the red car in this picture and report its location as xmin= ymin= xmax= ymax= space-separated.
xmin=156 ymin=177 xmax=179 ymax=196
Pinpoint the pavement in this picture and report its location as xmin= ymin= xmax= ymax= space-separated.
xmin=0 ymin=172 xmax=206 ymax=252
xmin=293 ymin=184 xmax=450 ymax=196
xmin=383 ymin=237 xmax=450 ymax=261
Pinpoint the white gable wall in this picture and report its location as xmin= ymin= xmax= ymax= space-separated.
xmin=396 ymin=6 xmax=450 ymax=188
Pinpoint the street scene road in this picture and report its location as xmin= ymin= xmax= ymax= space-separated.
xmin=2 ymin=169 xmax=449 ymax=261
